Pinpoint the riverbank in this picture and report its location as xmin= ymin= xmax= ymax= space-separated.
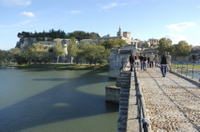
xmin=0 ymin=63 xmax=109 ymax=70
xmin=171 ymin=64 xmax=200 ymax=69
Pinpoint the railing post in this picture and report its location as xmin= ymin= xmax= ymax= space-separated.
xmin=137 ymin=93 xmax=142 ymax=119
xmin=192 ymin=65 xmax=194 ymax=79
xmin=186 ymin=63 xmax=188 ymax=76
xmin=142 ymin=118 xmax=149 ymax=132
xmin=199 ymin=72 xmax=200 ymax=82
xmin=135 ymin=83 xmax=139 ymax=105
xmin=181 ymin=63 xmax=183 ymax=74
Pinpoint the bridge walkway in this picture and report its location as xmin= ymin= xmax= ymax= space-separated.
xmin=136 ymin=66 xmax=200 ymax=131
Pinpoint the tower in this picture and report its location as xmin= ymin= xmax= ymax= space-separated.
xmin=123 ymin=32 xmax=131 ymax=39
xmin=117 ymin=25 xmax=123 ymax=37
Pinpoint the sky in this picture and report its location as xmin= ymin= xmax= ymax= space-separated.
xmin=0 ymin=0 xmax=200 ymax=50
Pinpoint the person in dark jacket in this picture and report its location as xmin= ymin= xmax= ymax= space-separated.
xmin=129 ymin=53 xmax=135 ymax=71
xmin=139 ymin=53 xmax=144 ymax=70
xmin=160 ymin=51 xmax=168 ymax=77
xmin=142 ymin=54 xmax=147 ymax=71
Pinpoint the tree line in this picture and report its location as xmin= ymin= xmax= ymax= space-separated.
xmin=17 ymin=29 xmax=100 ymax=41
xmin=0 ymin=35 xmax=195 ymax=66
xmin=157 ymin=38 xmax=192 ymax=57
xmin=0 ymin=38 xmax=128 ymax=66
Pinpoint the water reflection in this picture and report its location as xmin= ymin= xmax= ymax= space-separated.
xmin=0 ymin=69 xmax=118 ymax=132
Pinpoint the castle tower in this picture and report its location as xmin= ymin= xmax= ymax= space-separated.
xmin=123 ymin=32 xmax=131 ymax=39
xmin=117 ymin=25 xmax=123 ymax=37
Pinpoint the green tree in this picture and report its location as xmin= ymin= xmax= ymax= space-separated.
xmin=53 ymin=39 xmax=65 ymax=63
xmin=175 ymin=41 xmax=192 ymax=56
xmin=99 ymin=38 xmax=128 ymax=49
xmin=32 ymin=43 xmax=48 ymax=64
xmin=0 ymin=50 xmax=8 ymax=66
xmin=23 ymin=45 xmax=34 ymax=64
xmin=14 ymin=52 xmax=28 ymax=65
xmin=79 ymin=42 xmax=107 ymax=66
xmin=158 ymin=38 xmax=172 ymax=55
xmin=75 ymin=49 xmax=85 ymax=64
xmin=89 ymin=32 xmax=100 ymax=39
xmin=23 ymin=43 xmax=48 ymax=64
xmin=142 ymin=42 xmax=149 ymax=48
xmin=150 ymin=43 xmax=157 ymax=46
xmin=67 ymin=31 xmax=100 ymax=41
xmin=94 ymin=44 xmax=108 ymax=65
xmin=8 ymin=48 xmax=21 ymax=64
xmin=67 ymin=37 xmax=78 ymax=63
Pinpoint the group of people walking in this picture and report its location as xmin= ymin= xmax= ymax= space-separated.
xmin=129 ymin=51 xmax=171 ymax=77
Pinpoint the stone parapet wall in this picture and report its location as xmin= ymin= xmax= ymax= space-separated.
xmin=126 ymin=72 xmax=139 ymax=132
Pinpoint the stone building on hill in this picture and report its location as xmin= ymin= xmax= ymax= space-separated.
xmin=15 ymin=26 xmax=160 ymax=55
xmin=79 ymin=26 xmax=141 ymax=47
xmin=15 ymin=38 xmax=76 ymax=55
xmin=99 ymin=26 xmax=140 ymax=46
xmin=97 ymin=26 xmax=159 ymax=49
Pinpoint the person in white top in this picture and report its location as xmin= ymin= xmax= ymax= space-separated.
xmin=167 ymin=52 xmax=171 ymax=71
xmin=149 ymin=53 xmax=155 ymax=68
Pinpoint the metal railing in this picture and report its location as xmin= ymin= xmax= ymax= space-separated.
xmin=134 ymin=66 xmax=149 ymax=132
xmin=171 ymin=62 xmax=200 ymax=80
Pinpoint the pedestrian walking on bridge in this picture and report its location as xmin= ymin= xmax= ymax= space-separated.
xmin=154 ymin=54 xmax=159 ymax=67
xmin=149 ymin=53 xmax=155 ymax=67
xmin=129 ymin=53 xmax=135 ymax=71
xmin=160 ymin=51 xmax=168 ymax=77
xmin=142 ymin=54 xmax=147 ymax=71
xmin=167 ymin=52 xmax=172 ymax=71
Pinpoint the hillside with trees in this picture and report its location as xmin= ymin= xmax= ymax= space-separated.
xmin=17 ymin=29 xmax=100 ymax=41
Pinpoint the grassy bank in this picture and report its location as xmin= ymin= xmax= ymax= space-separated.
xmin=1 ymin=63 xmax=109 ymax=70
xmin=171 ymin=64 xmax=200 ymax=69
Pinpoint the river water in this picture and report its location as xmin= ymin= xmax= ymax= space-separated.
xmin=0 ymin=68 xmax=118 ymax=132
xmin=173 ymin=69 xmax=199 ymax=80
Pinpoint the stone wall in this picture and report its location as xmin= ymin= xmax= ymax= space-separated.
xmin=108 ymin=45 xmax=136 ymax=78
xmin=105 ymin=86 xmax=120 ymax=103
xmin=15 ymin=37 xmax=70 ymax=55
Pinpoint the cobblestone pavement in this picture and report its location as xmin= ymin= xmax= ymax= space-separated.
xmin=138 ymin=67 xmax=200 ymax=132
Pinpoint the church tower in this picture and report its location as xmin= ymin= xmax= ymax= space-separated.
xmin=117 ymin=25 xmax=123 ymax=37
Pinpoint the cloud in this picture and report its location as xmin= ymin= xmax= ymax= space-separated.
xmin=20 ymin=11 xmax=34 ymax=17
xmin=166 ymin=22 xmax=196 ymax=31
xmin=164 ymin=34 xmax=187 ymax=43
xmin=70 ymin=10 xmax=83 ymax=14
xmin=1 ymin=0 xmax=31 ymax=6
xmin=100 ymin=2 xmax=129 ymax=10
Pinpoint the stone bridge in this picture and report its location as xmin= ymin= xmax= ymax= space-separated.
xmin=106 ymin=60 xmax=200 ymax=132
